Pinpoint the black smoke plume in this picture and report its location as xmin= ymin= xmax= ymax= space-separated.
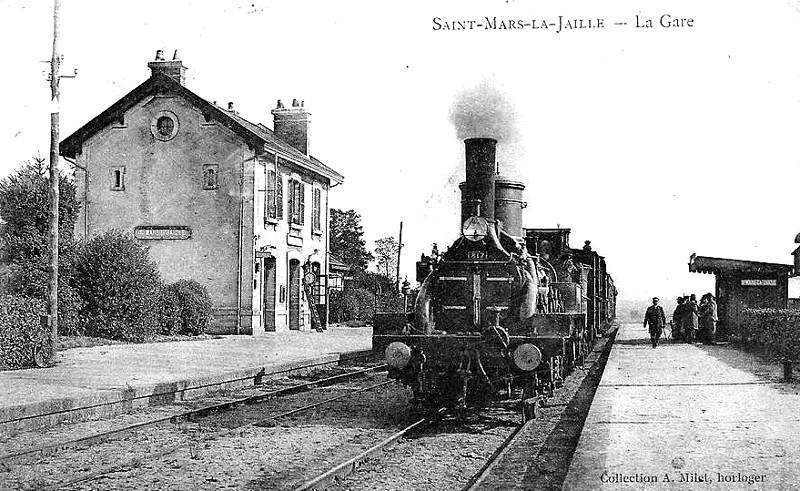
xmin=449 ymin=81 xmax=522 ymax=178
xmin=449 ymin=80 xmax=518 ymax=142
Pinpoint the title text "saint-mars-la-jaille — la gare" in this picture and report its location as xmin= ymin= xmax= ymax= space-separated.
xmin=432 ymin=14 xmax=694 ymax=33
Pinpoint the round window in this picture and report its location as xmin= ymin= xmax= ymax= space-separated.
xmin=150 ymin=111 xmax=179 ymax=141
xmin=156 ymin=116 xmax=174 ymax=136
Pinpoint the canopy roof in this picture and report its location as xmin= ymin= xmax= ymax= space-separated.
xmin=689 ymin=254 xmax=794 ymax=276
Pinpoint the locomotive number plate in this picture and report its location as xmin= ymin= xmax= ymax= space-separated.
xmin=467 ymin=250 xmax=487 ymax=260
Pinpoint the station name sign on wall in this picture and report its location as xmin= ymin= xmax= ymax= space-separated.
xmin=740 ymin=279 xmax=777 ymax=287
xmin=134 ymin=226 xmax=192 ymax=240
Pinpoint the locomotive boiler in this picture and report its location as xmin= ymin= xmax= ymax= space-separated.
xmin=372 ymin=138 xmax=616 ymax=416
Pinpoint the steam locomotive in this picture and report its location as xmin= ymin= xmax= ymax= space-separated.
xmin=372 ymin=138 xmax=616 ymax=417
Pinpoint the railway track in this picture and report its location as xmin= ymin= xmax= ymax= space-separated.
xmin=460 ymin=419 xmax=530 ymax=491
xmin=294 ymin=407 xmax=448 ymax=491
xmin=461 ymin=328 xmax=617 ymax=491
xmin=308 ymin=330 xmax=617 ymax=491
xmin=1 ymin=364 xmax=389 ymax=490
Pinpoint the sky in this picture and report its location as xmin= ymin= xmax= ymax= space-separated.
xmin=1 ymin=0 xmax=800 ymax=303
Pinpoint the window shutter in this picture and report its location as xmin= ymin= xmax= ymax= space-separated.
xmin=266 ymin=170 xmax=276 ymax=220
xmin=288 ymin=179 xmax=296 ymax=223
xmin=313 ymin=188 xmax=321 ymax=230
xmin=277 ymin=173 xmax=283 ymax=220
xmin=299 ymin=181 xmax=306 ymax=225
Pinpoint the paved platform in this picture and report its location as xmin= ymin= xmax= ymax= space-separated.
xmin=0 ymin=326 xmax=372 ymax=436
xmin=562 ymin=322 xmax=800 ymax=490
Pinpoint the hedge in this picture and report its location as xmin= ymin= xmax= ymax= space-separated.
xmin=159 ymin=279 xmax=213 ymax=336
xmin=0 ymin=295 xmax=47 ymax=369
xmin=738 ymin=308 xmax=800 ymax=360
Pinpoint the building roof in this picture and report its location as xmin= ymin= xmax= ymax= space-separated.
xmin=60 ymin=72 xmax=344 ymax=184
xmin=689 ymin=254 xmax=794 ymax=276
xmin=328 ymin=254 xmax=352 ymax=273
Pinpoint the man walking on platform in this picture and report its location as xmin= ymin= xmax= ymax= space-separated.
xmin=644 ymin=297 xmax=666 ymax=348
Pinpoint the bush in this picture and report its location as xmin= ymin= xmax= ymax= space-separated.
xmin=739 ymin=308 xmax=800 ymax=360
xmin=329 ymin=287 xmax=376 ymax=323
xmin=72 ymin=230 xmax=161 ymax=341
xmin=0 ymin=295 xmax=46 ymax=369
xmin=159 ymin=279 xmax=213 ymax=336
xmin=4 ymin=260 xmax=84 ymax=337
xmin=375 ymin=292 xmax=404 ymax=313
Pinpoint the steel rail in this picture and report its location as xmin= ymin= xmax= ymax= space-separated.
xmin=1 ymin=363 xmax=386 ymax=466
xmin=294 ymin=407 xmax=447 ymax=491
xmin=462 ymin=331 xmax=617 ymax=491
xmin=460 ymin=420 xmax=531 ymax=491
xmin=41 ymin=378 xmax=394 ymax=491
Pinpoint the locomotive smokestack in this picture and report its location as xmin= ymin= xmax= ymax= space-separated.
xmin=463 ymin=138 xmax=497 ymax=220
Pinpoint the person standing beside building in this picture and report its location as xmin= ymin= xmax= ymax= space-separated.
xmin=684 ymin=294 xmax=699 ymax=344
xmin=699 ymin=293 xmax=718 ymax=344
xmin=672 ymin=296 xmax=686 ymax=342
xmin=644 ymin=297 xmax=666 ymax=348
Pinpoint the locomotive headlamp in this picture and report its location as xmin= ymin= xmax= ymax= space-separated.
xmin=513 ymin=343 xmax=542 ymax=371
xmin=385 ymin=342 xmax=412 ymax=368
xmin=462 ymin=216 xmax=489 ymax=242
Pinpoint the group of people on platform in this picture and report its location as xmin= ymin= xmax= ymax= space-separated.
xmin=643 ymin=294 xmax=718 ymax=348
xmin=672 ymin=293 xmax=718 ymax=345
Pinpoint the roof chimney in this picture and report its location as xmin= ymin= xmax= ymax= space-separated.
xmin=271 ymin=98 xmax=311 ymax=156
xmin=148 ymin=49 xmax=187 ymax=85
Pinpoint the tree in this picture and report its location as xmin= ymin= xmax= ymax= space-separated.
xmin=0 ymin=158 xmax=81 ymax=334
xmin=373 ymin=236 xmax=400 ymax=280
xmin=0 ymin=157 xmax=78 ymax=265
xmin=330 ymin=209 xmax=373 ymax=270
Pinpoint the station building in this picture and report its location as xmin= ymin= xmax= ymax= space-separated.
xmin=60 ymin=51 xmax=344 ymax=334
xmin=688 ymin=253 xmax=794 ymax=337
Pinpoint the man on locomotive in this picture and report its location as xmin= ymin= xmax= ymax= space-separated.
xmin=643 ymin=297 xmax=666 ymax=348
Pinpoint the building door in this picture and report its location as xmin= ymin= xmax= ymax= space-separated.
xmin=289 ymin=259 xmax=301 ymax=330
xmin=262 ymin=258 xmax=276 ymax=331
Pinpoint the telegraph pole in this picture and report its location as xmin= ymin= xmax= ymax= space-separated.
xmin=48 ymin=0 xmax=61 ymax=360
xmin=395 ymin=221 xmax=403 ymax=291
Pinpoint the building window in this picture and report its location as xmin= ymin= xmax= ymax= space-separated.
xmin=110 ymin=167 xmax=125 ymax=191
xmin=312 ymin=187 xmax=322 ymax=233
xmin=288 ymin=178 xmax=305 ymax=226
xmin=156 ymin=117 xmax=174 ymax=136
xmin=150 ymin=110 xmax=179 ymax=141
xmin=203 ymin=164 xmax=219 ymax=190
xmin=329 ymin=274 xmax=343 ymax=291
xmin=266 ymin=169 xmax=279 ymax=221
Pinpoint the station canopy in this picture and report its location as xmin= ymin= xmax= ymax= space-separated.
xmin=689 ymin=254 xmax=794 ymax=276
